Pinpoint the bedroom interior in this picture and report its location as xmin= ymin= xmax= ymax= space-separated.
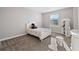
xmin=0 ymin=7 xmax=79 ymax=51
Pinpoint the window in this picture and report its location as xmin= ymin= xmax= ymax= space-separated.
xmin=50 ymin=14 xmax=60 ymax=25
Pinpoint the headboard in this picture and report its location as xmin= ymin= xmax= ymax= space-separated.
xmin=27 ymin=22 xmax=37 ymax=29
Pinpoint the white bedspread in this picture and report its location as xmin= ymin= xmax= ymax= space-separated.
xmin=27 ymin=28 xmax=51 ymax=41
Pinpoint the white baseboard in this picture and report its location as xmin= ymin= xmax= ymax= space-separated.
xmin=0 ymin=33 xmax=27 ymax=42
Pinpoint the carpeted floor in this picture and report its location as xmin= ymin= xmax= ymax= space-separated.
xmin=0 ymin=33 xmax=71 ymax=51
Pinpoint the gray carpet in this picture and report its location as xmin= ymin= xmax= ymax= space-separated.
xmin=0 ymin=33 xmax=71 ymax=51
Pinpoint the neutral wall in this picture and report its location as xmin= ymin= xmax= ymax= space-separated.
xmin=73 ymin=7 xmax=78 ymax=29
xmin=25 ymin=8 xmax=42 ymax=27
xmin=42 ymin=7 xmax=73 ymax=29
xmin=78 ymin=8 xmax=79 ymax=29
xmin=0 ymin=7 xmax=42 ymax=39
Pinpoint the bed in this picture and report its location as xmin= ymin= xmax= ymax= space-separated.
xmin=26 ymin=23 xmax=51 ymax=41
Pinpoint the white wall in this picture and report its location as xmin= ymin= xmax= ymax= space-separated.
xmin=25 ymin=8 xmax=42 ymax=27
xmin=0 ymin=7 xmax=42 ymax=39
xmin=78 ymin=8 xmax=79 ymax=30
xmin=73 ymin=7 xmax=78 ymax=29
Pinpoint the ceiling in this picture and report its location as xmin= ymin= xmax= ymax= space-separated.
xmin=27 ymin=7 xmax=67 ymax=13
